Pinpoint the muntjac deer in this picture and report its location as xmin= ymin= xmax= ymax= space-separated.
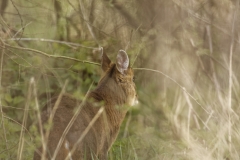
xmin=33 ymin=49 xmax=138 ymax=160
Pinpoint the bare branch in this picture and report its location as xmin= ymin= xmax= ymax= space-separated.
xmin=6 ymin=38 xmax=99 ymax=49
xmin=1 ymin=41 xmax=101 ymax=66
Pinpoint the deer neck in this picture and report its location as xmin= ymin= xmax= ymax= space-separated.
xmin=88 ymin=86 xmax=128 ymax=126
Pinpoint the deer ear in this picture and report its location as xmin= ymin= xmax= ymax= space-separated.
xmin=101 ymin=48 xmax=111 ymax=71
xmin=116 ymin=50 xmax=129 ymax=74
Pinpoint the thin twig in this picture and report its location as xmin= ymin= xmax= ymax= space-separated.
xmin=184 ymin=90 xmax=193 ymax=142
xmin=31 ymin=77 xmax=46 ymax=160
xmin=52 ymin=83 xmax=94 ymax=160
xmin=67 ymin=0 xmax=78 ymax=12
xmin=0 ymin=141 xmax=19 ymax=155
xmin=228 ymin=0 xmax=239 ymax=152
xmin=2 ymin=105 xmax=33 ymax=110
xmin=123 ymin=113 xmax=132 ymax=138
xmin=193 ymin=114 xmax=200 ymax=130
xmin=9 ymin=0 xmax=24 ymax=40
xmin=134 ymin=67 xmax=209 ymax=114
xmin=65 ymin=106 xmax=105 ymax=160
xmin=206 ymin=26 xmax=224 ymax=106
xmin=0 ymin=15 xmax=13 ymax=37
xmin=3 ymin=49 xmax=33 ymax=68
xmin=41 ymin=80 xmax=68 ymax=159
xmin=3 ymin=115 xmax=32 ymax=140
xmin=124 ymin=30 xmax=133 ymax=51
xmin=0 ymin=43 xmax=9 ymax=156
xmin=131 ymin=41 xmax=144 ymax=68
xmin=171 ymin=0 xmax=229 ymax=36
xmin=6 ymin=38 xmax=99 ymax=49
xmin=79 ymin=0 xmax=99 ymax=45
xmin=1 ymin=41 xmax=101 ymax=66
xmin=203 ymin=110 xmax=214 ymax=130
xmin=12 ymin=22 xmax=32 ymax=38
xmin=17 ymin=76 xmax=33 ymax=160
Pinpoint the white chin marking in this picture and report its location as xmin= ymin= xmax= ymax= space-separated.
xmin=129 ymin=98 xmax=138 ymax=106
xmin=134 ymin=99 xmax=139 ymax=105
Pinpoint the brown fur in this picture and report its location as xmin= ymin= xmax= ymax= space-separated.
xmin=33 ymin=50 xmax=137 ymax=160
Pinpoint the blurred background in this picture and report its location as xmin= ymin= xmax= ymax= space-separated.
xmin=1 ymin=0 xmax=240 ymax=159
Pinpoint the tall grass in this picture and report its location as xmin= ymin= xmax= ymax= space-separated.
xmin=1 ymin=45 xmax=240 ymax=160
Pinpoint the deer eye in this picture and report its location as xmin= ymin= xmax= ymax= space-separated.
xmin=133 ymin=76 xmax=136 ymax=82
